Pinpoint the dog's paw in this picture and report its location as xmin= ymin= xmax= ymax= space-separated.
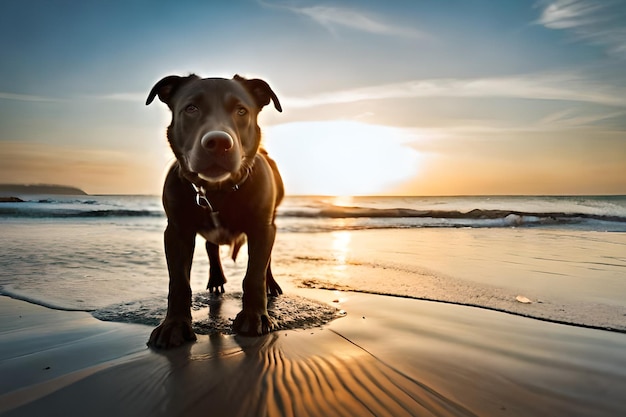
xmin=207 ymin=281 xmax=225 ymax=294
xmin=266 ymin=277 xmax=283 ymax=297
xmin=207 ymin=273 xmax=226 ymax=294
xmin=233 ymin=310 xmax=275 ymax=336
xmin=147 ymin=318 xmax=197 ymax=349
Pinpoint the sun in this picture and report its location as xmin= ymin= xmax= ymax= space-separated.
xmin=331 ymin=195 xmax=354 ymax=207
xmin=264 ymin=120 xmax=423 ymax=196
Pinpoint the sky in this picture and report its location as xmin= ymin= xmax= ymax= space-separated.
xmin=1 ymin=0 xmax=625 ymax=196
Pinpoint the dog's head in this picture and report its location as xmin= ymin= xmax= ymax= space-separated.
xmin=146 ymin=74 xmax=281 ymax=185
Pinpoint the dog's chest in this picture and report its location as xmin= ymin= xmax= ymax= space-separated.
xmin=194 ymin=192 xmax=240 ymax=244
xmin=198 ymin=226 xmax=241 ymax=245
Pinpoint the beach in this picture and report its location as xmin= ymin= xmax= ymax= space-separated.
xmin=2 ymin=289 xmax=626 ymax=417
xmin=1 ymin=194 xmax=626 ymax=416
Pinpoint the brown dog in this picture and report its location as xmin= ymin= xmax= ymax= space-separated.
xmin=146 ymin=74 xmax=284 ymax=348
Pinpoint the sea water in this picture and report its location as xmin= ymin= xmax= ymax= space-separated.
xmin=1 ymin=195 xmax=625 ymax=333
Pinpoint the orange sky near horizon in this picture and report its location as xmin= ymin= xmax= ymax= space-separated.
xmin=2 ymin=118 xmax=624 ymax=196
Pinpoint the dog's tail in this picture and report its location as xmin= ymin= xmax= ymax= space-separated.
xmin=231 ymin=234 xmax=247 ymax=262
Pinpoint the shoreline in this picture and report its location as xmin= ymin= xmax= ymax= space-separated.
xmin=3 ymin=283 xmax=626 ymax=335
xmin=2 ymin=290 xmax=626 ymax=416
xmin=298 ymin=284 xmax=626 ymax=335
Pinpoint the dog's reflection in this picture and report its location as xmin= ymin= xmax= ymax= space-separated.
xmin=152 ymin=329 xmax=281 ymax=417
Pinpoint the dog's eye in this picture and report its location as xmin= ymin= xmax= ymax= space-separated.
xmin=236 ymin=107 xmax=247 ymax=116
xmin=184 ymin=104 xmax=198 ymax=114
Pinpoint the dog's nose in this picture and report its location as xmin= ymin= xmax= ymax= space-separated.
xmin=200 ymin=131 xmax=234 ymax=153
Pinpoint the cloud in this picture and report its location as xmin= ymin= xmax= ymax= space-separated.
xmin=262 ymin=1 xmax=429 ymax=39
xmin=92 ymin=93 xmax=146 ymax=102
xmin=539 ymin=108 xmax=626 ymax=128
xmin=535 ymin=0 xmax=626 ymax=58
xmin=0 ymin=88 xmax=151 ymax=104
xmin=0 ymin=92 xmax=60 ymax=102
xmin=283 ymin=71 xmax=626 ymax=108
xmin=0 ymin=91 xmax=146 ymax=103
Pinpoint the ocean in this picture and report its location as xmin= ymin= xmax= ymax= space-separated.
xmin=1 ymin=194 xmax=625 ymax=333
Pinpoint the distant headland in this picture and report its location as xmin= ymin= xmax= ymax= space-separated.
xmin=0 ymin=184 xmax=87 ymax=201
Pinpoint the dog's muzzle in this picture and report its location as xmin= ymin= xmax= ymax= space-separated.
xmin=201 ymin=131 xmax=234 ymax=154
xmin=189 ymin=130 xmax=241 ymax=182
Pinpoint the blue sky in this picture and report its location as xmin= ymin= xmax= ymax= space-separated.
xmin=1 ymin=0 xmax=625 ymax=195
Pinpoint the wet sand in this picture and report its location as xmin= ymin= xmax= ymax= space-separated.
xmin=1 ymin=290 xmax=626 ymax=417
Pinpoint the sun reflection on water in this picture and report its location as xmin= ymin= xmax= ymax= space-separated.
xmin=331 ymin=230 xmax=352 ymax=274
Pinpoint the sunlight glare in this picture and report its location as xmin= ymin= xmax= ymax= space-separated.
xmin=332 ymin=195 xmax=354 ymax=207
xmin=331 ymin=230 xmax=352 ymax=273
xmin=264 ymin=121 xmax=423 ymax=196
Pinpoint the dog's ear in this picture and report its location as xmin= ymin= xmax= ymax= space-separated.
xmin=146 ymin=74 xmax=199 ymax=106
xmin=233 ymin=75 xmax=282 ymax=112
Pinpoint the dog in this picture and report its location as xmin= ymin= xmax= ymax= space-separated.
xmin=146 ymin=74 xmax=284 ymax=348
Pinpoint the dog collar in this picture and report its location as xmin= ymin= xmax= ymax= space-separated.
xmin=191 ymin=183 xmax=222 ymax=228
xmin=189 ymin=155 xmax=256 ymax=226
xmin=195 ymin=159 xmax=253 ymax=192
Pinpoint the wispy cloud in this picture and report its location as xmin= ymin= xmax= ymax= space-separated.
xmin=283 ymin=72 xmax=626 ymax=108
xmin=261 ymin=1 xmax=429 ymax=39
xmin=535 ymin=0 xmax=626 ymax=58
xmin=0 ymin=92 xmax=60 ymax=102
xmin=91 ymin=93 xmax=145 ymax=102
xmin=539 ymin=108 xmax=626 ymax=128
xmin=1 ymin=91 xmax=147 ymax=103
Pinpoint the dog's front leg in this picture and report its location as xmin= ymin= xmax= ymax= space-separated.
xmin=206 ymin=241 xmax=226 ymax=293
xmin=233 ymin=224 xmax=276 ymax=335
xmin=148 ymin=223 xmax=197 ymax=348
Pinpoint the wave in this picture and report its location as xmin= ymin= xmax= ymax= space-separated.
xmin=284 ymin=205 xmax=626 ymax=221
xmin=2 ymin=195 xmax=625 ymax=231
xmin=0 ymin=289 xmax=95 ymax=312
xmin=2 ymin=207 xmax=625 ymax=231
xmin=278 ymin=206 xmax=626 ymax=232
xmin=3 ymin=205 xmax=624 ymax=223
xmin=0 ymin=207 xmax=164 ymax=218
